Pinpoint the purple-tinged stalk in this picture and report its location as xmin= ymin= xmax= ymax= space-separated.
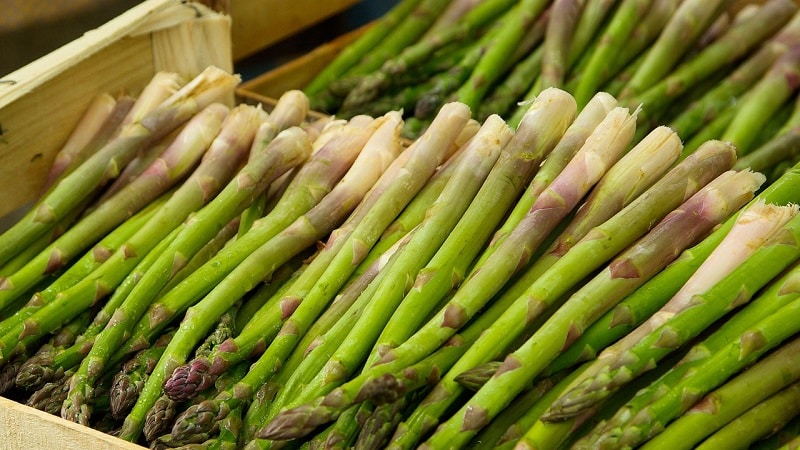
xmin=423 ymin=169 xmax=764 ymax=449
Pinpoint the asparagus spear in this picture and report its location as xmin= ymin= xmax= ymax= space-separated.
xmin=0 ymin=125 xmax=309 ymax=377
xmin=722 ymin=46 xmax=800 ymax=154
xmin=40 ymin=93 xmax=119 ymax=193
xmin=641 ymin=335 xmax=800 ymax=450
xmin=735 ymin=125 xmax=800 ymax=172
xmin=120 ymin=104 xmax=471 ymax=443
xmin=697 ymin=381 xmax=800 ymax=450
xmin=572 ymin=0 xmax=652 ymax=106
xmin=422 ymin=169 xmax=764 ymax=448
xmin=547 ymin=200 xmax=798 ymax=375
xmin=606 ymin=287 xmax=800 ymax=447
xmin=0 ymin=103 xmax=230 ymax=312
xmin=280 ymin=114 xmax=513 ymax=408
xmin=109 ymin=330 xmax=174 ymax=419
xmin=11 ymin=219 xmax=179 ymax=392
xmin=343 ymin=0 xmax=517 ymax=109
xmin=539 ymin=0 xmax=585 ymax=90
xmin=472 ymin=92 xmax=617 ymax=270
xmin=453 ymin=0 xmax=551 ymax=110
xmin=482 ymin=125 xmax=682 ymax=333
xmin=332 ymin=0 xmax=452 ymax=93
xmin=169 ymin=105 xmax=470 ymax=444
xmin=381 ymin=141 xmax=733 ymax=443
xmin=666 ymin=17 xmax=798 ymax=144
xmin=631 ymin=0 xmax=797 ymax=122
xmin=549 ymin=203 xmax=800 ymax=421
xmin=303 ymin=0 xmax=423 ymax=96
xmin=159 ymin=112 xmax=405 ymax=403
xmin=63 ymin=100 xmax=348 ymax=423
xmin=482 ymin=46 xmax=543 ymax=123
xmin=0 ymin=67 xmax=239 ymax=267
xmin=260 ymin=105 xmax=637 ymax=441
xmin=368 ymin=89 xmax=577 ymax=367
xmin=559 ymin=200 xmax=797 ymax=385
xmin=566 ymin=0 xmax=619 ymax=68
xmin=256 ymin=239 xmax=525 ymax=444
xmin=620 ymin=0 xmax=730 ymax=98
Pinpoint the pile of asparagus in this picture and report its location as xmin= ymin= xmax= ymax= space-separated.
xmin=305 ymin=0 xmax=800 ymax=170
xmin=3 ymin=64 xmax=800 ymax=450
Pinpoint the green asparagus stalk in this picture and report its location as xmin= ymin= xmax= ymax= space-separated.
xmin=539 ymin=0 xmax=584 ymax=90
xmin=40 ymin=93 xmax=119 ymax=193
xmin=626 ymin=0 xmax=683 ymax=62
xmin=26 ymin=370 xmax=73 ymax=415
xmin=620 ymin=0 xmax=730 ymax=99
xmin=304 ymin=0 xmax=423 ymax=96
xmin=333 ymin=0 xmax=452 ymax=92
xmin=632 ymin=0 xmax=797 ymax=121
xmin=11 ymin=220 xmax=180 ymax=393
xmin=561 ymin=200 xmax=798 ymax=388
xmin=735 ymin=126 xmax=800 ymax=172
xmin=485 ymin=125 xmax=682 ymax=330
xmin=697 ymin=381 xmax=800 ymax=450
xmin=566 ymin=0 xmax=619 ymax=68
xmin=607 ymin=288 xmax=800 ymax=448
xmin=0 ymin=196 xmax=162 ymax=334
xmin=235 ymin=233 xmax=413 ymax=445
xmin=321 ymin=403 xmax=369 ymax=449
xmin=0 ymin=67 xmax=239 ymax=267
xmin=572 ymin=0 xmax=652 ymax=106
xmin=62 ymin=100 xmax=336 ymax=423
xmin=368 ymin=88 xmax=577 ymax=367
xmin=453 ymin=0 xmax=551 ymax=110
xmin=475 ymin=92 xmax=617 ymax=269
xmin=159 ymin=112 xmax=405 ymax=404
xmin=667 ymin=14 xmax=799 ymax=144
xmin=547 ymin=200 xmax=798 ymax=377
xmin=0 ymin=106 xmax=232 ymax=368
xmin=482 ymin=47 xmax=544 ymax=123
xmin=422 ymin=168 xmax=764 ymax=448
xmin=343 ymin=0 xmax=517 ymax=109
xmin=257 ymin=239 xmax=527 ymax=444
xmin=168 ymin=105 xmax=471 ymax=444
xmin=722 ymin=47 xmax=800 ymax=154
xmin=0 ymin=103 xmax=230 ymax=312
xmin=280 ymin=114 xmax=513 ymax=409
xmin=120 ymin=104 xmax=470 ymax=443
xmin=109 ymin=330 xmax=174 ymax=420
xmin=578 ymin=243 xmax=800 ymax=447
xmin=682 ymin=100 xmax=740 ymax=156
xmin=0 ymin=124 xmax=308 ymax=378
xmin=259 ymin=105 xmax=636 ymax=442
xmin=355 ymin=397 xmax=407 ymax=450
xmin=549 ymin=202 xmax=800 ymax=422
xmin=382 ymin=141 xmax=736 ymax=445
xmin=641 ymin=335 xmax=800 ymax=450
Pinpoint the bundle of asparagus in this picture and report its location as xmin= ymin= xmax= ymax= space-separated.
xmin=302 ymin=0 xmax=800 ymax=173
xmin=5 ymin=60 xmax=800 ymax=450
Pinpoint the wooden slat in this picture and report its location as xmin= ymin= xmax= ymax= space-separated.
xmin=0 ymin=396 xmax=146 ymax=449
xmin=0 ymin=0 xmax=231 ymax=218
xmin=228 ymin=0 xmax=362 ymax=60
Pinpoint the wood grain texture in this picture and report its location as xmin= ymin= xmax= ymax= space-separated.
xmin=0 ymin=396 xmax=146 ymax=449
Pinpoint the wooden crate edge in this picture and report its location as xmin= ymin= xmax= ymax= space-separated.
xmin=0 ymin=396 xmax=146 ymax=450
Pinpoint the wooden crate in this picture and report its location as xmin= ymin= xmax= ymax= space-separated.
xmin=0 ymin=0 xmax=232 ymax=221
xmin=0 ymin=0 xmax=231 ymax=447
xmin=227 ymin=0 xmax=363 ymax=60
